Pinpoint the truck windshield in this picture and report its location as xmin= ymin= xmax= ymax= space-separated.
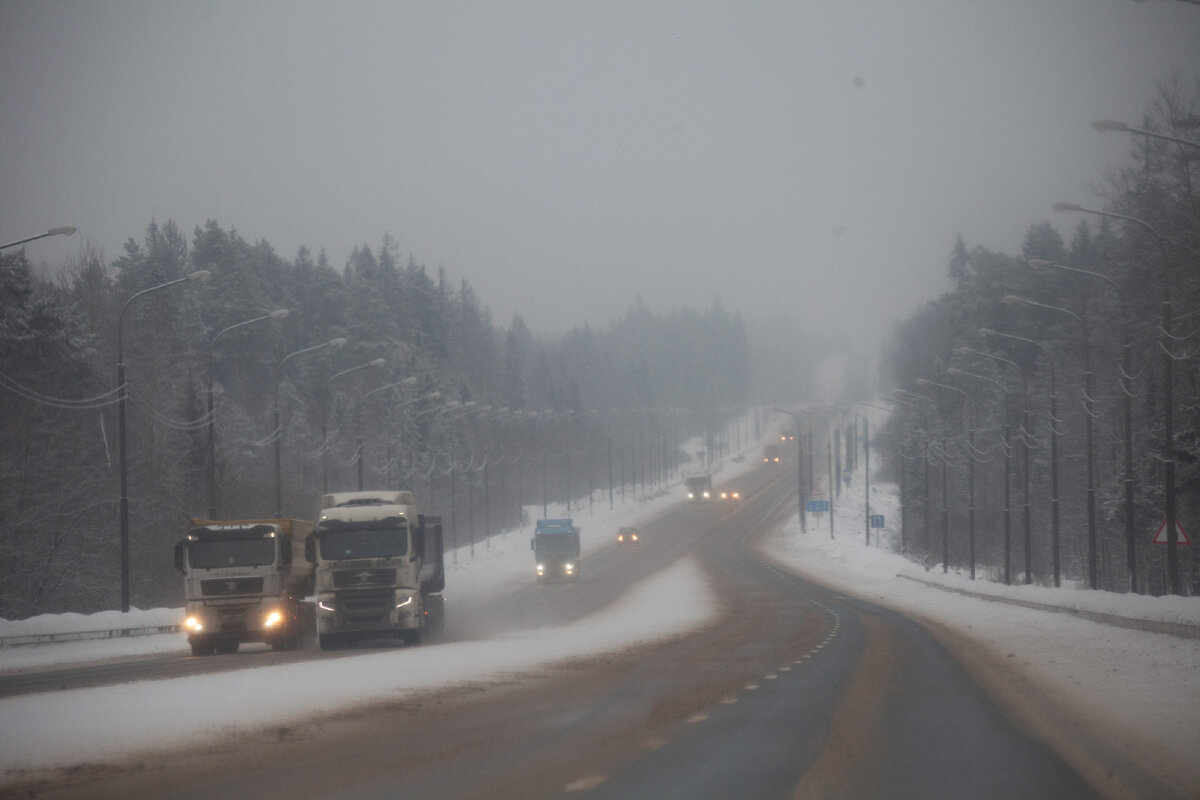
xmin=318 ymin=527 xmax=407 ymax=559
xmin=187 ymin=538 xmax=276 ymax=569
xmin=534 ymin=535 xmax=575 ymax=553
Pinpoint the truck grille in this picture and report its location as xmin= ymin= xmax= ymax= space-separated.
xmin=332 ymin=568 xmax=396 ymax=588
xmin=201 ymin=577 xmax=264 ymax=596
xmin=339 ymin=588 xmax=393 ymax=626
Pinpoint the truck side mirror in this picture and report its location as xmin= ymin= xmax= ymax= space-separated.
xmin=173 ymin=541 xmax=185 ymax=573
xmin=530 ymin=538 xmax=536 ymax=551
xmin=304 ymin=533 xmax=316 ymax=563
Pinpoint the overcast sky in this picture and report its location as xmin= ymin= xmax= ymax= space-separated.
xmin=3 ymin=1 xmax=1198 ymax=349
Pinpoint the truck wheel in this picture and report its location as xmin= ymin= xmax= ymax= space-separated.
xmin=271 ymin=626 xmax=299 ymax=651
xmin=190 ymin=639 xmax=215 ymax=656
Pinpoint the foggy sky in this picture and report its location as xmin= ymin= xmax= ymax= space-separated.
xmin=3 ymin=1 xmax=1198 ymax=350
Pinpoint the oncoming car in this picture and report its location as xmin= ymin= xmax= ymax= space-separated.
xmin=718 ymin=489 xmax=742 ymax=502
xmin=617 ymin=526 xmax=641 ymax=545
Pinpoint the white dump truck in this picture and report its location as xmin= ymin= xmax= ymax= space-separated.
xmin=174 ymin=517 xmax=314 ymax=656
xmin=306 ymin=490 xmax=444 ymax=649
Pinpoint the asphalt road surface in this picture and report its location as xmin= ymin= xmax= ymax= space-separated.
xmin=1 ymin=461 xmax=1102 ymax=799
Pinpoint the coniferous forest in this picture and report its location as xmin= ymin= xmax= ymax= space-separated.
xmin=2 ymin=219 xmax=769 ymax=617
xmin=875 ymin=79 xmax=1200 ymax=596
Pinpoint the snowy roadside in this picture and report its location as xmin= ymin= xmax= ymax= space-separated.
xmin=756 ymin=475 xmax=1200 ymax=800
xmin=0 ymin=555 xmax=718 ymax=773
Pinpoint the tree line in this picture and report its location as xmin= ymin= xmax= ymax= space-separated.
xmin=1 ymin=222 xmax=752 ymax=618
xmin=876 ymin=78 xmax=1200 ymax=596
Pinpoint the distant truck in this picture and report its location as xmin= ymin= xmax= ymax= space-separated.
xmin=306 ymin=491 xmax=444 ymax=649
xmin=685 ymin=472 xmax=713 ymax=501
xmin=763 ymin=444 xmax=781 ymax=463
xmin=174 ymin=517 xmax=314 ymax=656
xmin=531 ymin=518 xmax=581 ymax=582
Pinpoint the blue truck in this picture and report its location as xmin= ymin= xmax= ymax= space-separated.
xmin=531 ymin=518 xmax=581 ymax=582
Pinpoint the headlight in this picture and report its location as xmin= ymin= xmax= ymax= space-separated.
xmin=687 ymin=491 xmax=695 ymax=499
xmin=631 ymin=533 xmax=638 ymax=541
xmin=702 ymin=491 xmax=710 ymax=499
xmin=565 ymin=562 xmax=575 ymax=573
xmin=184 ymin=616 xmax=203 ymax=632
xmin=536 ymin=563 xmax=545 ymax=574
xmin=264 ymin=610 xmax=284 ymax=628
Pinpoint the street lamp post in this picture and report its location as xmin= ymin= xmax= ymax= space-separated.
xmin=957 ymin=346 xmax=1030 ymax=584
xmin=917 ymin=378 xmax=969 ymax=575
xmin=206 ymin=309 xmax=289 ymax=518
xmin=896 ymin=389 xmax=936 ymax=562
xmin=1028 ymin=258 xmax=1138 ymax=591
xmin=1004 ymin=293 xmax=1099 ymax=589
xmin=1092 ymin=120 xmax=1200 ymax=151
xmin=358 ymin=385 xmax=440 ymax=491
xmin=117 ymin=269 xmax=211 ymax=612
xmin=1050 ymin=201 xmax=1182 ymax=593
xmin=0 ymin=226 xmax=76 ymax=250
xmin=274 ymin=338 xmax=348 ymax=517
xmin=980 ymin=328 xmax=1063 ymax=586
xmin=949 ymin=366 xmax=1011 ymax=583
xmin=320 ymin=358 xmax=386 ymax=492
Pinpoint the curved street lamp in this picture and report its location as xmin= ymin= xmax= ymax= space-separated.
xmin=1003 ymin=293 xmax=1099 ymax=589
xmin=980 ymin=327 xmax=1062 ymax=586
xmin=895 ymin=389 xmax=937 ymax=559
xmin=958 ymin=346 xmax=1030 ymax=585
xmin=1028 ymin=258 xmax=1139 ymax=592
xmin=117 ymin=268 xmax=212 ymax=612
xmin=206 ymin=309 xmax=289 ymax=518
xmin=274 ymin=338 xmax=348 ymax=516
xmin=1050 ymin=201 xmax=1183 ymax=594
xmin=1092 ymin=119 xmax=1200 ymax=150
xmin=916 ymin=378 xmax=968 ymax=575
xmin=948 ymin=366 xmax=1008 ymax=583
xmin=1 ymin=225 xmax=76 ymax=250
xmin=356 ymin=384 xmax=439 ymax=491
xmin=320 ymin=358 xmax=386 ymax=492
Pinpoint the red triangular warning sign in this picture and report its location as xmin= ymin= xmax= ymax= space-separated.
xmin=1152 ymin=519 xmax=1191 ymax=545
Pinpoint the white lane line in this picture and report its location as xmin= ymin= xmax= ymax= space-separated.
xmin=565 ymin=774 xmax=608 ymax=792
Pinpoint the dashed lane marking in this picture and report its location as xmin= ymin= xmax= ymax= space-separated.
xmin=565 ymin=774 xmax=608 ymax=792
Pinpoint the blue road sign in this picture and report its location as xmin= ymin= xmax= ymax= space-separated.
xmin=870 ymin=514 xmax=884 ymax=528
xmin=806 ymin=499 xmax=830 ymax=513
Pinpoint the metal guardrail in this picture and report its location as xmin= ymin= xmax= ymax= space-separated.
xmin=0 ymin=624 xmax=182 ymax=648
xmin=898 ymin=574 xmax=1200 ymax=640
